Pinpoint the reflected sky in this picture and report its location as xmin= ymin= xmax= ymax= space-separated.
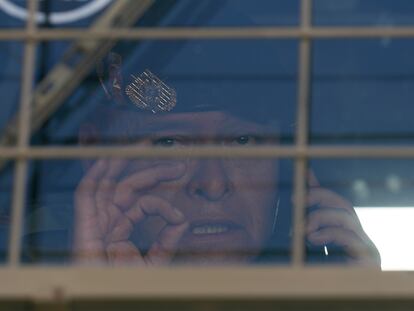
xmin=356 ymin=207 xmax=414 ymax=271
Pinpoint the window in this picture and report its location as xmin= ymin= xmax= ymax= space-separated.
xmin=1 ymin=0 xmax=414 ymax=310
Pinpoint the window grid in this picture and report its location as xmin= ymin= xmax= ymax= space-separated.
xmin=2 ymin=0 xmax=414 ymax=303
xmin=292 ymin=0 xmax=312 ymax=266
xmin=4 ymin=27 xmax=414 ymax=40
xmin=8 ymin=0 xmax=38 ymax=266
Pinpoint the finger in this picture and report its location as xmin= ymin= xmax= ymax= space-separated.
xmin=106 ymin=196 xmax=186 ymax=243
xmin=106 ymin=241 xmax=144 ymax=266
xmin=130 ymin=195 xmax=186 ymax=225
xmin=104 ymin=159 xmax=130 ymax=230
xmin=95 ymin=159 xmax=128 ymax=233
xmin=146 ymin=222 xmax=189 ymax=265
xmin=308 ymin=228 xmax=381 ymax=266
xmin=307 ymin=187 xmax=355 ymax=215
xmin=73 ymin=159 xmax=108 ymax=263
xmin=113 ymin=163 xmax=186 ymax=210
xmin=74 ymin=159 xmax=108 ymax=233
xmin=307 ymin=169 xmax=320 ymax=188
xmin=306 ymin=208 xmax=363 ymax=234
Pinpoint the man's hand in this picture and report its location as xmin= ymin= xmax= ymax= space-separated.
xmin=305 ymin=171 xmax=381 ymax=267
xmin=73 ymin=159 xmax=188 ymax=266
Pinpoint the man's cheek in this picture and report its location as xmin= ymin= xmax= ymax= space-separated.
xmin=240 ymin=195 xmax=275 ymax=241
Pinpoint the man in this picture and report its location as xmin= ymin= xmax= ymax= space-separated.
xmin=72 ymin=59 xmax=380 ymax=266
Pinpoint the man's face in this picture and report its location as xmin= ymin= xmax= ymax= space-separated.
xmin=113 ymin=110 xmax=278 ymax=265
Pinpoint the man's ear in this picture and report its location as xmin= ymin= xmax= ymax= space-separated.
xmin=78 ymin=123 xmax=100 ymax=171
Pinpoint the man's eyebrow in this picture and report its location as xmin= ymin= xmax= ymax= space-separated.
xmin=138 ymin=120 xmax=195 ymax=134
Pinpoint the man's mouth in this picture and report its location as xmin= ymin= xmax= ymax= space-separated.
xmin=177 ymin=220 xmax=251 ymax=259
xmin=188 ymin=221 xmax=242 ymax=237
xmin=191 ymin=224 xmax=229 ymax=235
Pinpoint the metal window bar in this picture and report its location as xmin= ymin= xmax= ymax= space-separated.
xmin=291 ymin=0 xmax=312 ymax=267
xmin=8 ymin=0 xmax=38 ymax=266
xmin=4 ymin=27 xmax=414 ymax=40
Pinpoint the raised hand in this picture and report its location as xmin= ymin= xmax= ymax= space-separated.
xmin=306 ymin=171 xmax=381 ymax=267
xmin=73 ymin=159 xmax=188 ymax=266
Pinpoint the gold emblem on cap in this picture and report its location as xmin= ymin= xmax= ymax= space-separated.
xmin=125 ymin=70 xmax=177 ymax=113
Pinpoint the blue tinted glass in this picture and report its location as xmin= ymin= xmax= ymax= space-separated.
xmin=31 ymin=39 xmax=298 ymax=146
xmin=0 ymin=0 xmax=113 ymax=28
xmin=314 ymin=0 xmax=414 ymax=26
xmin=22 ymin=160 xmax=74 ymax=264
xmin=0 ymin=0 xmax=25 ymax=28
xmin=0 ymin=0 xmax=299 ymax=29
xmin=0 ymin=162 xmax=13 ymax=264
xmin=38 ymin=0 xmax=112 ymax=28
xmin=23 ymin=158 xmax=293 ymax=266
xmin=0 ymin=41 xmax=23 ymax=145
xmin=311 ymin=39 xmax=414 ymax=145
xmin=137 ymin=0 xmax=299 ymax=27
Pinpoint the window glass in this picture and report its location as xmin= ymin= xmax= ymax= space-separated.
xmin=0 ymin=0 xmax=112 ymax=28
xmin=0 ymin=0 xmax=298 ymax=29
xmin=0 ymin=0 xmax=26 ymax=28
xmin=308 ymin=159 xmax=414 ymax=270
xmin=314 ymin=0 xmax=414 ymax=26
xmin=137 ymin=0 xmax=299 ymax=27
xmin=0 ymin=41 xmax=23 ymax=145
xmin=0 ymin=162 xmax=13 ymax=264
xmin=30 ymin=39 xmax=298 ymax=146
xmin=311 ymin=39 xmax=414 ymax=145
xmin=22 ymin=159 xmax=293 ymax=266
xmin=38 ymin=0 xmax=112 ymax=28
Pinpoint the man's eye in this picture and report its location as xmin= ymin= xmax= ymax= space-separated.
xmin=235 ymin=135 xmax=253 ymax=145
xmin=153 ymin=137 xmax=177 ymax=147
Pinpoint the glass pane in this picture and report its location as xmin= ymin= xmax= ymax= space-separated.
xmin=311 ymin=39 xmax=414 ymax=145
xmin=0 ymin=0 xmax=26 ymax=28
xmin=23 ymin=158 xmax=293 ymax=266
xmin=0 ymin=162 xmax=13 ymax=264
xmin=0 ymin=0 xmax=111 ymax=28
xmin=8 ymin=0 xmax=300 ymax=29
xmin=137 ymin=0 xmax=299 ymax=27
xmin=38 ymin=0 xmax=112 ymax=28
xmin=306 ymin=159 xmax=413 ymax=270
xmin=0 ymin=41 xmax=23 ymax=146
xmin=314 ymin=0 xmax=414 ymax=26
xmin=31 ymin=39 xmax=298 ymax=146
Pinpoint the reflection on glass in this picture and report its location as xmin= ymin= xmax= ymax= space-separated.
xmin=0 ymin=41 xmax=23 ymax=144
xmin=37 ymin=0 xmax=112 ymax=28
xmin=307 ymin=159 xmax=414 ymax=269
xmin=305 ymin=175 xmax=380 ymax=266
xmin=24 ymin=95 xmax=294 ymax=265
xmin=31 ymin=39 xmax=297 ymax=146
xmin=0 ymin=1 xmax=25 ymax=28
xmin=356 ymin=207 xmax=414 ymax=271
xmin=137 ymin=0 xmax=299 ymax=27
xmin=24 ymin=151 xmax=293 ymax=266
xmin=311 ymin=39 xmax=414 ymax=145
xmin=314 ymin=0 xmax=414 ymax=26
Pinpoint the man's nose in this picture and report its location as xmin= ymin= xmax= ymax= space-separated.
xmin=186 ymin=159 xmax=232 ymax=202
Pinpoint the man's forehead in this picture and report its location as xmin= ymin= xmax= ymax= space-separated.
xmin=131 ymin=111 xmax=262 ymax=133
xmin=140 ymin=111 xmax=225 ymax=126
